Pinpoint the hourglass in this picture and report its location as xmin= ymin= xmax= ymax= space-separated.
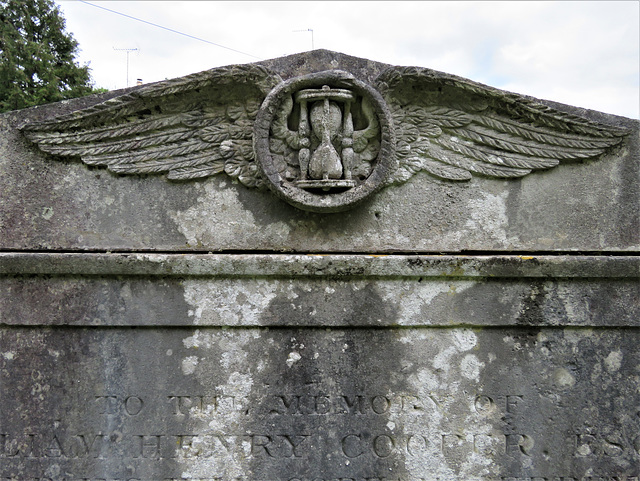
xmin=294 ymin=85 xmax=358 ymax=191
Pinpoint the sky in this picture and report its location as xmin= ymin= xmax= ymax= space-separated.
xmin=55 ymin=1 xmax=640 ymax=119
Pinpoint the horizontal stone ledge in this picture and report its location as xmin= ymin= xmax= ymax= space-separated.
xmin=0 ymin=253 xmax=638 ymax=278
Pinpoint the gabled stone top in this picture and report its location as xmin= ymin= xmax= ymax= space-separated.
xmin=1 ymin=50 xmax=638 ymax=252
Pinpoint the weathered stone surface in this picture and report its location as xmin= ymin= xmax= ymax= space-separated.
xmin=2 ymin=326 xmax=639 ymax=480
xmin=0 ymin=254 xmax=638 ymax=329
xmin=1 ymin=50 xmax=637 ymax=251
xmin=0 ymin=50 xmax=638 ymax=481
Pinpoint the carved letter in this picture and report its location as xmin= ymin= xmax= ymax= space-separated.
xmin=280 ymin=434 xmax=310 ymax=458
xmin=271 ymin=395 xmax=301 ymax=415
xmin=315 ymin=396 xmax=331 ymax=415
xmin=474 ymin=395 xmax=495 ymax=414
xmin=340 ymin=396 xmax=365 ymax=414
xmin=133 ymin=435 xmax=163 ymax=459
xmin=44 ymin=435 xmax=64 ymax=457
xmin=69 ymin=434 xmax=106 ymax=458
xmin=250 ymin=435 xmax=275 ymax=457
xmin=370 ymin=396 xmax=391 ymax=415
xmin=505 ymin=433 xmax=533 ymax=456
xmin=124 ymin=396 xmax=144 ymax=416
xmin=95 ymin=396 xmax=118 ymax=415
xmin=372 ymin=434 xmax=396 ymax=458
xmin=406 ymin=434 xmax=429 ymax=456
xmin=505 ymin=395 xmax=523 ymax=413
xmin=341 ymin=434 xmax=364 ymax=458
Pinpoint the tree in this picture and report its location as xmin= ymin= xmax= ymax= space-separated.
xmin=0 ymin=0 xmax=99 ymax=112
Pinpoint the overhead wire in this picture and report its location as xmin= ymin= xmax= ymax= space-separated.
xmin=78 ymin=0 xmax=262 ymax=60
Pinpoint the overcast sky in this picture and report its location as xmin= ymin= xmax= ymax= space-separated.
xmin=55 ymin=1 xmax=639 ymax=119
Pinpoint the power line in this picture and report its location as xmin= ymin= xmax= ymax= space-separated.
xmin=78 ymin=1 xmax=262 ymax=60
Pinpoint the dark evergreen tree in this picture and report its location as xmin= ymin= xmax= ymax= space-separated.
xmin=0 ymin=0 xmax=98 ymax=112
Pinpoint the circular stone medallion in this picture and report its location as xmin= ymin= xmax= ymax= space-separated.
xmin=254 ymin=70 xmax=396 ymax=213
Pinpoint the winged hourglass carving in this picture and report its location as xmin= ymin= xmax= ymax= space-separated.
xmin=20 ymin=60 xmax=630 ymax=212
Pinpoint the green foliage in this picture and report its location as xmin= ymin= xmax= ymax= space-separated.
xmin=0 ymin=0 xmax=100 ymax=112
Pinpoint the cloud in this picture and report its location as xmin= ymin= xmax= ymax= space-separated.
xmin=56 ymin=1 xmax=639 ymax=118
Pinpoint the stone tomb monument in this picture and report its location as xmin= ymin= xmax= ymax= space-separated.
xmin=0 ymin=50 xmax=638 ymax=480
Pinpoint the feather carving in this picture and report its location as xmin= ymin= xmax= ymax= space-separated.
xmin=377 ymin=66 xmax=629 ymax=183
xmin=20 ymin=64 xmax=282 ymax=188
xmin=19 ymin=59 xmax=631 ymax=207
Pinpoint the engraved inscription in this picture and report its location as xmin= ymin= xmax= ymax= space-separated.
xmin=3 ymin=392 xmax=638 ymax=462
xmin=95 ymin=395 xmax=144 ymax=416
xmin=2 ymin=328 xmax=638 ymax=479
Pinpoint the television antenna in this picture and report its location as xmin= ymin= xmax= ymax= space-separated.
xmin=113 ymin=47 xmax=138 ymax=87
xmin=293 ymin=29 xmax=314 ymax=50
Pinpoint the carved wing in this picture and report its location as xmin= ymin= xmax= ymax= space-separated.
xmin=375 ymin=67 xmax=630 ymax=184
xmin=21 ymin=65 xmax=282 ymax=188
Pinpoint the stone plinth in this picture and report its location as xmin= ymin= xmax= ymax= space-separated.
xmin=0 ymin=50 xmax=638 ymax=481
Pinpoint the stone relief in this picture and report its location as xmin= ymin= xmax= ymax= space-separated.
xmin=253 ymin=70 xmax=396 ymax=211
xmin=376 ymin=67 xmax=630 ymax=185
xmin=21 ymin=62 xmax=629 ymax=212
xmin=21 ymin=64 xmax=280 ymax=188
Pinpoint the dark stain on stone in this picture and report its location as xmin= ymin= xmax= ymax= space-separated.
xmin=262 ymin=281 xmax=398 ymax=327
xmin=250 ymin=327 xmax=412 ymax=479
xmin=247 ymin=283 xmax=411 ymax=477
xmin=584 ymin=280 xmax=640 ymax=326
xmin=0 ymin=328 xmax=186 ymax=478
xmin=0 ymin=275 xmax=194 ymax=327
xmin=516 ymin=281 xmax=549 ymax=327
